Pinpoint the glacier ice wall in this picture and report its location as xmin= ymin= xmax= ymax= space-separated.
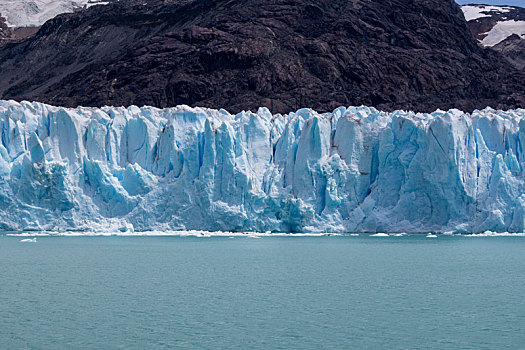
xmin=1 ymin=100 xmax=525 ymax=233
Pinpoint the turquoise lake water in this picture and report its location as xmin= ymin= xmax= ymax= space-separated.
xmin=1 ymin=234 xmax=525 ymax=349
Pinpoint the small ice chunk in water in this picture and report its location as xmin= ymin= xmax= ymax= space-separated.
xmin=393 ymin=233 xmax=407 ymax=237
xmin=371 ymin=233 xmax=389 ymax=237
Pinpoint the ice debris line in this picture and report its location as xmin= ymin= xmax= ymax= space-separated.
xmin=1 ymin=100 xmax=525 ymax=234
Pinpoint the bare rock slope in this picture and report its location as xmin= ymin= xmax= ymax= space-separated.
xmin=0 ymin=0 xmax=524 ymax=113
xmin=0 ymin=13 xmax=12 ymax=43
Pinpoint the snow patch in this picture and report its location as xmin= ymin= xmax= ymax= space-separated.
xmin=480 ymin=20 xmax=525 ymax=46
xmin=0 ymin=0 xmax=113 ymax=28
xmin=462 ymin=5 xmax=513 ymax=22
xmin=86 ymin=2 xmax=109 ymax=8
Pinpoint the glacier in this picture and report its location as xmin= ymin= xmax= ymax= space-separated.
xmin=1 ymin=100 xmax=525 ymax=233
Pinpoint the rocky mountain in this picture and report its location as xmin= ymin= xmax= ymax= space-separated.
xmin=0 ymin=13 xmax=12 ymax=43
xmin=493 ymin=33 xmax=525 ymax=69
xmin=0 ymin=0 xmax=524 ymax=114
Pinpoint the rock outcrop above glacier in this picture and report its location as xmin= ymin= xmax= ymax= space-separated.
xmin=2 ymin=100 xmax=525 ymax=233
xmin=1 ymin=0 xmax=524 ymax=114
xmin=0 ymin=13 xmax=11 ymax=43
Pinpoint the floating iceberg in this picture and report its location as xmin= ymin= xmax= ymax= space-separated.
xmin=1 ymin=100 xmax=525 ymax=234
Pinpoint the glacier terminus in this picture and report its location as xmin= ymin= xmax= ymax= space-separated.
xmin=1 ymin=100 xmax=525 ymax=234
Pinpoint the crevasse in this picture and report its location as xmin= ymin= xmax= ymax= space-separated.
xmin=1 ymin=100 xmax=525 ymax=233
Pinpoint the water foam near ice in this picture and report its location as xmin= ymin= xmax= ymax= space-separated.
xmin=1 ymin=100 xmax=525 ymax=234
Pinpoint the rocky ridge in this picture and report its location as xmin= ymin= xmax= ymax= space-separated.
xmin=493 ymin=34 xmax=525 ymax=70
xmin=0 ymin=0 xmax=523 ymax=113
xmin=0 ymin=13 xmax=12 ymax=43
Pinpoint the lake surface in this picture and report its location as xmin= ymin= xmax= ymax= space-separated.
xmin=1 ymin=234 xmax=525 ymax=349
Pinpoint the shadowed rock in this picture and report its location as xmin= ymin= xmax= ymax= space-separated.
xmin=0 ymin=13 xmax=12 ymax=43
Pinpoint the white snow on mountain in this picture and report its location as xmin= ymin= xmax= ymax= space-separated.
xmin=1 ymin=100 xmax=525 ymax=234
xmin=462 ymin=5 xmax=513 ymax=22
xmin=461 ymin=4 xmax=525 ymax=46
xmin=0 ymin=0 xmax=108 ymax=28
xmin=481 ymin=19 xmax=525 ymax=46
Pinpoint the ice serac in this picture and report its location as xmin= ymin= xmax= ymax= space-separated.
xmin=1 ymin=100 xmax=525 ymax=233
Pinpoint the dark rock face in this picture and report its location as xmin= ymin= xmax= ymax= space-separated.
xmin=493 ymin=34 xmax=525 ymax=70
xmin=0 ymin=0 xmax=524 ymax=113
xmin=0 ymin=13 xmax=12 ymax=44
